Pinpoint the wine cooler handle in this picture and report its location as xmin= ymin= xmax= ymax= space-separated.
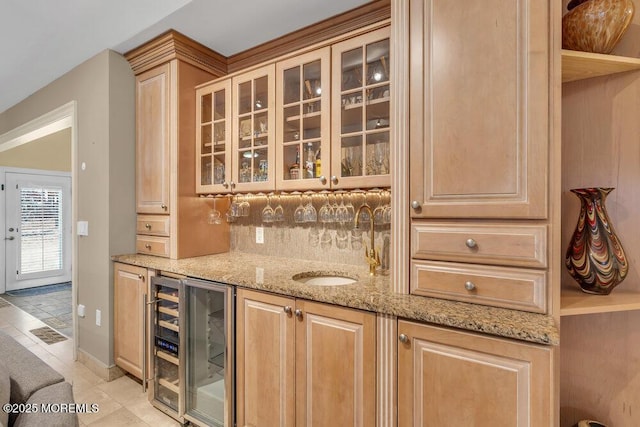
xmin=142 ymin=293 xmax=148 ymax=393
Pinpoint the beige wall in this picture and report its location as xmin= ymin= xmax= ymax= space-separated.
xmin=0 ymin=127 xmax=71 ymax=171
xmin=0 ymin=49 xmax=136 ymax=367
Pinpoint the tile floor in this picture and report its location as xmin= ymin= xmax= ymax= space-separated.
xmin=1 ymin=282 xmax=73 ymax=338
xmin=0 ymin=303 xmax=181 ymax=426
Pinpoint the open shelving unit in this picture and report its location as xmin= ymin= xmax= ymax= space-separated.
xmin=561 ymin=49 xmax=640 ymax=316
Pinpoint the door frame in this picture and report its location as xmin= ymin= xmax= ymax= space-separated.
xmin=0 ymin=101 xmax=78 ymax=358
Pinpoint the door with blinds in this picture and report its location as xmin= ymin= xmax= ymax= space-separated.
xmin=4 ymin=172 xmax=71 ymax=291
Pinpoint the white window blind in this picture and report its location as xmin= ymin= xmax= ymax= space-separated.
xmin=19 ymin=187 xmax=63 ymax=275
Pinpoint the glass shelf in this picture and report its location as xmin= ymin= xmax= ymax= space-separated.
xmin=562 ymin=49 xmax=640 ymax=83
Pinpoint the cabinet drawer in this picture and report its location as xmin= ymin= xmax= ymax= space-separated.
xmin=136 ymin=235 xmax=170 ymax=257
xmin=411 ymin=221 xmax=547 ymax=268
xmin=411 ymin=260 xmax=546 ymax=313
xmin=137 ymin=215 xmax=170 ymax=236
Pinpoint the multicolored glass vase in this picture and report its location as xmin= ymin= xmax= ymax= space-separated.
xmin=565 ymin=187 xmax=628 ymax=295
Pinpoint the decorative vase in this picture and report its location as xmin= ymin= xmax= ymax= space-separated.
xmin=565 ymin=187 xmax=628 ymax=295
xmin=562 ymin=0 xmax=635 ymax=54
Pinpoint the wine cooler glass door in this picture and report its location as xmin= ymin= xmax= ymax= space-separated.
xmin=183 ymin=279 xmax=234 ymax=427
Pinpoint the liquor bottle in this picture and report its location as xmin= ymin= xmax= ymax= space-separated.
xmin=305 ymin=143 xmax=314 ymax=179
xmin=315 ymin=148 xmax=321 ymax=178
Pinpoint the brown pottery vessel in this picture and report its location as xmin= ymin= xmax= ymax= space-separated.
xmin=562 ymin=0 xmax=635 ymax=54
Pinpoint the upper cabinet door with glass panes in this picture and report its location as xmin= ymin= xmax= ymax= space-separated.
xmin=196 ymin=79 xmax=232 ymax=194
xmin=331 ymin=26 xmax=391 ymax=189
xmin=276 ymin=48 xmax=331 ymax=191
xmin=232 ymin=64 xmax=276 ymax=193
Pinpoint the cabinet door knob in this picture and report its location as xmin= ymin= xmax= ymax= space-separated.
xmin=161 ymin=204 xmax=167 ymax=211
xmin=319 ymin=175 xmax=327 ymax=185
xmin=144 ymin=244 xmax=152 ymax=249
xmin=411 ymin=200 xmax=420 ymax=209
xmin=330 ymin=175 xmax=338 ymax=185
xmin=465 ymin=238 xmax=477 ymax=249
xmin=284 ymin=306 xmax=293 ymax=315
xmin=138 ymin=274 xmax=145 ymax=281
xmin=464 ymin=281 xmax=476 ymax=291
xmin=294 ymin=309 xmax=303 ymax=319
xmin=230 ymin=181 xmax=236 ymax=189
xmin=222 ymin=181 xmax=229 ymax=188
xmin=145 ymin=223 xmax=152 ymax=230
xmin=399 ymin=334 xmax=410 ymax=344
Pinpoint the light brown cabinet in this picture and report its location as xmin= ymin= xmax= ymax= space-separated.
xmin=113 ymin=262 xmax=150 ymax=380
xmin=408 ymin=0 xmax=549 ymax=219
xmin=331 ymin=26 xmax=391 ymax=190
xmin=276 ymin=47 xmax=331 ymax=191
xmin=405 ymin=0 xmax=551 ymax=313
xmin=126 ymin=30 xmax=230 ymax=259
xmin=196 ymin=25 xmax=391 ymax=195
xmin=398 ymin=319 xmax=554 ymax=426
xmin=236 ymin=288 xmax=376 ymax=427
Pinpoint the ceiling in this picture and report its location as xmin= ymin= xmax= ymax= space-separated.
xmin=0 ymin=0 xmax=372 ymax=115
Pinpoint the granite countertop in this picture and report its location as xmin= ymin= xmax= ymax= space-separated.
xmin=112 ymin=252 xmax=559 ymax=346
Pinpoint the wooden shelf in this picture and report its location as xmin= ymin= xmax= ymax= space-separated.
xmin=560 ymin=286 xmax=640 ymax=316
xmin=562 ymin=49 xmax=640 ymax=83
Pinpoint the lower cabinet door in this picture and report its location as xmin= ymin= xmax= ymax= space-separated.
xmin=236 ymin=289 xmax=296 ymax=427
xmin=398 ymin=320 xmax=554 ymax=427
xmin=113 ymin=262 xmax=148 ymax=380
xmin=236 ymin=289 xmax=376 ymax=427
xmin=295 ymin=300 xmax=376 ymax=427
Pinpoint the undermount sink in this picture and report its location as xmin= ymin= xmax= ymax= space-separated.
xmin=293 ymin=272 xmax=357 ymax=286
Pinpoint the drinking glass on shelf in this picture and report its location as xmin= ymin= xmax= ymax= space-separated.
xmin=294 ymin=193 xmax=306 ymax=223
xmin=303 ymin=193 xmax=317 ymax=223
xmin=374 ymin=143 xmax=388 ymax=175
xmin=262 ymin=194 xmax=275 ymax=223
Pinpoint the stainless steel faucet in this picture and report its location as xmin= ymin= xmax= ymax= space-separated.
xmin=354 ymin=204 xmax=380 ymax=275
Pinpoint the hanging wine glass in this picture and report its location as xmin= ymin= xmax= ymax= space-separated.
xmin=293 ymin=192 xmax=306 ymax=223
xmin=274 ymin=194 xmax=285 ymax=222
xmin=261 ymin=194 xmax=275 ymax=223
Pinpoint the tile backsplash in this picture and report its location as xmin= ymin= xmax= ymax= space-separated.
xmin=227 ymin=191 xmax=391 ymax=269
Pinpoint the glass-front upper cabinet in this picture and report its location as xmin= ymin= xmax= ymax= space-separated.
xmin=331 ymin=26 xmax=391 ymax=189
xmin=196 ymin=79 xmax=232 ymax=194
xmin=276 ymin=48 xmax=331 ymax=191
xmin=232 ymin=64 xmax=276 ymax=193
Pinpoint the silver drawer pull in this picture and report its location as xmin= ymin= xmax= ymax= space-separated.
xmin=411 ymin=200 xmax=420 ymax=209
xmin=464 ymin=281 xmax=476 ymax=291
xmin=465 ymin=238 xmax=477 ymax=249
xmin=145 ymin=223 xmax=152 ymax=230
xmin=144 ymin=244 xmax=152 ymax=249
xmin=399 ymin=334 xmax=410 ymax=344
xmin=161 ymin=204 xmax=167 ymax=211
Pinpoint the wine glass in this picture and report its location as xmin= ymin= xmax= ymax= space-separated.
xmin=207 ymin=197 xmax=222 ymax=225
xmin=303 ymin=192 xmax=317 ymax=223
xmin=274 ymin=194 xmax=284 ymax=222
xmin=239 ymin=194 xmax=250 ymax=217
xmin=294 ymin=192 xmax=306 ymax=223
xmin=335 ymin=193 xmax=349 ymax=224
xmin=373 ymin=192 xmax=385 ymax=225
xmin=262 ymin=194 xmax=274 ymax=223
xmin=319 ymin=193 xmax=334 ymax=224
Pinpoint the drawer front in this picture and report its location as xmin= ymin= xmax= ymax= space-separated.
xmin=136 ymin=235 xmax=170 ymax=258
xmin=137 ymin=215 xmax=170 ymax=236
xmin=411 ymin=222 xmax=547 ymax=268
xmin=411 ymin=260 xmax=546 ymax=313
